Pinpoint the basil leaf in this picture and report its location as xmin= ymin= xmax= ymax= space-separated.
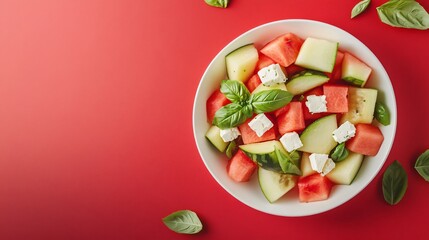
xmin=382 ymin=160 xmax=408 ymax=205
xmin=376 ymin=0 xmax=429 ymax=30
xmin=162 ymin=210 xmax=203 ymax=234
xmin=289 ymin=150 xmax=301 ymax=164
xmin=275 ymin=148 xmax=302 ymax=175
xmin=213 ymin=103 xmax=253 ymax=129
xmin=330 ymin=143 xmax=349 ymax=162
xmin=351 ymin=0 xmax=371 ymax=18
xmin=375 ymin=101 xmax=391 ymax=126
xmin=204 ymin=0 xmax=229 ymax=8
xmin=251 ymin=90 xmax=293 ymax=114
xmin=225 ymin=140 xmax=238 ymax=159
xmin=220 ymin=80 xmax=250 ymax=103
xmin=414 ymin=149 xmax=429 ymax=181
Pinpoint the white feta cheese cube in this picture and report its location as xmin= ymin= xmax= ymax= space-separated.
xmin=248 ymin=113 xmax=273 ymax=137
xmin=332 ymin=121 xmax=356 ymax=143
xmin=321 ymin=158 xmax=336 ymax=176
xmin=279 ymin=131 xmax=303 ymax=152
xmin=305 ymin=95 xmax=327 ymax=113
xmin=257 ymin=63 xmax=287 ymax=87
xmin=220 ymin=127 xmax=241 ymax=142
xmin=309 ymin=153 xmax=329 ymax=173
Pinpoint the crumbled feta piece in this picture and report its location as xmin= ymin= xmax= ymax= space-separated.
xmin=248 ymin=113 xmax=273 ymax=137
xmin=309 ymin=153 xmax=329 ymax=173
xmin=220 ymin=127 xmax=241 ymax=142
xmin=321 ymin=158 xmax=336 ymax=176
xmin=279 ymin=132 xmax=303 ymax=152
xmin=305 ymin=95 xmax=327 ymax=113
xmin=332 ymin=121 xmax=356 ymax=143
xmin=257 ymin=63 xmax=287 ymax=87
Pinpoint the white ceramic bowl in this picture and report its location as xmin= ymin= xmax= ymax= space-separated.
xmin=192 ymin=19 xmax=396 ymax=217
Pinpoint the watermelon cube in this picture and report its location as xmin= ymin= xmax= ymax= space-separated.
xmin=285 ymin=64 xmax=305 ymax=76
xmin=298 ymin=173 xmax=333 ymax=202
xmin=227 ymin=150 xmax=257 ymax=182
xmin=326 ymin=51 xmax=345 ymax=83
xmin=323 ymin=84 xmax=348 ymax=113
xmin=276 ymin=102 xmax=305 ymax=135
xmin=346 ymin=123 xmax=384 ymax=156
xmin=255 ymin=53 xmax=275 ymax=72
xmin=206 ymin=89 xmax=230 ymax=124
xmin=260 ymin=33 xmax=304 ymax=68
xmin=246 ymin=74 xmax=262 ymax=93
xmin=206 ymin=89 xmax=231 ymax=124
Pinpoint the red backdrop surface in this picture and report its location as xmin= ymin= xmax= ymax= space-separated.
xmin=0 ymin=0 xmax=428 ymax=239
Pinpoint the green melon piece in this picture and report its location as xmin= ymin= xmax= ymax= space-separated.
xmin=226 ymin=44 xmax=259 ymax=82
xmin=295 ymin=37 xmax=338 ymax=73
xmin=326 ymin=152 xmax=364 ymax=185
xmin=205 ymin=125 xmax=228 ymax=152
xmin=258 ymin=168 xmax=297 ymax=203
xmin=341 ymin=87 xmax=378 ymax=124
xmin=299 ymin=115 xmax=338 ymax=154
xmin=285 ymin=70 xmax=329 ymax=95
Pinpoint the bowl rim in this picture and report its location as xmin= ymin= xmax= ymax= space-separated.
xmin=192 ymin=19 xmax=397 ymax=217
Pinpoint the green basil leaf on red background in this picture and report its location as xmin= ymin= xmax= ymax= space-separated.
xmin=382 ymin=160 xmax=408 ymax=205
xmin=415 ymin=149 xmax=429 ymax=181
xmin=351 ymin=0 xmax=371 ymax=18
xmin=162 ymin=210 xmax=203 ymax=234
xmin=376 ymin=0 xmax=429 ymax=30
xmin=204 ymin=0 xmax=229 ymax=8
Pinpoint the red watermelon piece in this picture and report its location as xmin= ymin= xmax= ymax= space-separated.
xmin=206 ymin=89 xmax=230 ymax=123
xmin=227 ymin=149 xmax=257 ymax=182
xmin=326 ymin=51 xmax=345 ymax=83
xmin=346 ymin=124 xmax=384 ymax=156
xmin=255 ymin=53 xmax=276 ymax=72
xmin=323 ymin=84 xmax=348 ymax=113
xmin=298 ymin=173 xmax=333 ymax=202
xmin=285 ymin=64 xmax=305 ymax=76
xmin=246 ymin=74 xmax=262 ymax=93
xmin=276 ymin=102 xmax=305 ymax=135
xmin=260 ymin=33 xmax=304 ymax=68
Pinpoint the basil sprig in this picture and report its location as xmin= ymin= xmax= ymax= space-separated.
xmin=414 ymin=149 xmax=429 ymax=181
xmin=204 ymin=0 xmax=229 ymax=8
xmin=376 ymin=0 xmax=429 ymax=30
xmin=351 ymin=0 xmax=371 ymax=18
xmin=375 ymin=101 xmax=391 ymax=126
xmin=330 ymin=143 xmax=349 ymax=162
xmin=382 ymin=160 xmax=408 ymax=205
xmin=213 ymin=80 xmax=293 ymax=129
xmin=162 ymin=210 xmax=203 ymax=234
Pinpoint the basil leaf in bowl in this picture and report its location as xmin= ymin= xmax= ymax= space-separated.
xmin=251 ymin=89 xmax=293 ymax=114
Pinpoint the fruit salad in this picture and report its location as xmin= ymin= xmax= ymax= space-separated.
xmin=205 ymin=33 xmax=387 ymax=203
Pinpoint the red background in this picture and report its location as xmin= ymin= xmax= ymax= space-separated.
xmin=0 ymin=0 xmax=428 ymax=239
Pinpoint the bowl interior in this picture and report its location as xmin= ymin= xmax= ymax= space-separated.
xmin=193 ymin=19 xmax=396 ymax=217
